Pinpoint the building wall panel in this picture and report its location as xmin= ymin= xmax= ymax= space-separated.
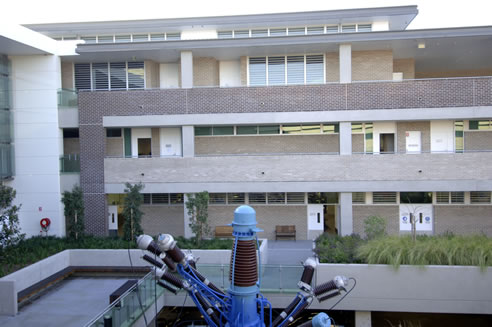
xmin=141 ymin=205 xmax=184 ymax=236
xmin=325 ymin=52 xmax=339 ymax=83
xmin=353 ymin=205 xmax=399 ymax=237
xmin=352 ymin=134 xmax=364 ymax=153
xmin=194 ymin=57 xmax=219 ymax=86
xmin=393 ymin=58 xmax=415 ymax=79
xmin=464 ymin=131 xmax=492 ymax=151
xmin=61 ymin=61 xmax=73 ymax=89
xmin=352 ymin=50 xmax=393 ymax=81
xmin=434 ymin=205 xmax=492 ymax=236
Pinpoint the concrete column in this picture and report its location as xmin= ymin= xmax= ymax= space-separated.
xmin=182 ymin=126 xmax=195 ymax=157
xmin=355 ymin=311 xmax=372 ymax=327
xmin=339 ymin=122 xmax=352 ymax=155
xmin=0 ymin=280 xmax=17 ymax=316
xmin=339 ymin=192 xmax=353 ymax=235
xmin=180 ymin=51 xmax=193 ymax=88
xmin=183 ymin=194 xmax=193 ymax=238
xmin=339 ymin=44 xmax=352 ymax=83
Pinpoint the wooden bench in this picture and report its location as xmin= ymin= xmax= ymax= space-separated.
xmin=275 ymin=225 xmax=296 ymax=240
xmin=215 ymin=225 xmax=234 ymax=238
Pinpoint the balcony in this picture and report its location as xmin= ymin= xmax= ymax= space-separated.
xmin=60 ymin=154 xmax=80 ymax=173
xmin=57 ymin=88 xmax=78 ymax=108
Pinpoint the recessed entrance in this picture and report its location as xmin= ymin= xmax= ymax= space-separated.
xmin=379 ymin=133 xmax=395 ymax=153
xmin=137 ymin=138 xmax=151 ymax=157
xmin=323 ymin=205 xmax=337 ymax=234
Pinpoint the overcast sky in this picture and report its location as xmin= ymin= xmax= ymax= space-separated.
xmin=4 ymin=0 xmax=491 ymax=29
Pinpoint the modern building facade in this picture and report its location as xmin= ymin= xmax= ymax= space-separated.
xmin=1 ymin=5 xmax=492 ymax=240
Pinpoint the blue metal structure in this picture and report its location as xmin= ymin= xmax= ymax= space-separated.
xmin=137 ymin=205 xmax=351 ymax=327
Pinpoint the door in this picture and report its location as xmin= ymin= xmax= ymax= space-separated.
xmin=307 ymin=205 xmax=324 ymax=239
xmin=406 ymin=131 xmax=421 ymax=153
xmin=137 ymin=138 xmax=152 ymax=157
xmin=399 ymin=204 xmax=433 ymax=233
xmin=324 ymin=205 xmax=337 ymax=234
xmin=379 ymin=133 xmax=395 ymax=153
xmin=108 ymin=205 xmax=118 ymax=232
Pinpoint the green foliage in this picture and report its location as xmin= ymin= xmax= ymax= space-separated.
xmin=61 ymin=186 xmax=85 ymax=239
xmin=186 ymin=191 xmax=210 ymax=247
xmin=314 ymin=233 xmax=365 ymax=263
xmin=122 ymin=182 xmax=144 ymax=241
xmin=0 ymin=183 xmax=24 ymax=249
xmin=363 ymin=215 xmax=387 ymax=240
xmin=357 ymin=235 xmax=492 ymax=270
xmin=174 ymin=236 xmax=233 ymax=249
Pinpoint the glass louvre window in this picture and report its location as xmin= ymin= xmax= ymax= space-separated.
xmin=400 ymin=192 xmax=432 ymax=204
xmin=228 ymin=193 xmax=245 ymax=204
xmin=98 ymin=35 xmax=113 ymax=43
xmin=249 ymin=193 xmax=266 ymax=204
xmin=268 ymin=57 xmax=285 ymax=85
xmin=213 ymin=126 xmax=234 ymax=135
xmin=251 ymin=29 xmax=268 ymax=37
xmin=455 ymin=121 xmax=464 ymax=153
xmin=287 ymin=193 xmax=305 ymax=204
xmin=92 ymin=63 xmax=109 ymax=90
xmin=451 ymin=192 xmax=465 ymax=203
xmin=351 ymin=123 xmax=363 ymax=133
xmin=357 ymin=24 xmax=372 ymax=32
xmin=282 ymin=125 xmax=301 ymax=134
xmin=209 ymin=193 xmax=227 ymax=204
xmin=152 ymin=193 xmax=169 ymax=204
xmin=288 ymin=27 xmax=305 ymax=35
xmin=283 ymin=124 xmax=321 ymax=134
xmin=373 ymin=192 xmax=397 ymax=203
xmin=218 ymin=31 xmax=233 ymax=38
xmin=258 ymin=125 xmax=280 ymax=134
xmin=469 ymin=120 xmax=492 ymax=130
xmin=323 ymin=123 xmax=339 ymax=133
xmin=470 ymin=191 xmax=491 ymax=204
xmin=132 ymin=34 xmax=149 ymax=42
xmin=307 ymin=26 xmax=324 ymax=35
xmin=352 ymin=192 xmax=365 ymax=204
xmin=110 ymin=62 xmax=126 ymax=89
xmin=436 ymin=192 xmax=450 ymax=204
xmin=287 ymin=56 xmax=304 ymax=84
xmin=249 ymin=57 xmax=267 ymax=86
xmin=115 ymin=35 xmax=131 ymax=42
xmin=326 ymin=25 xmax=339 ymax=33
xmin=143 ymin=193 xmax=151 ymax=204
xmin=195 ymin=127 xmax=212 ymax=136
xmin=365 ymin=123 xmax=374 ymax=153
xmin=341 ymin=25 xmax=356 ymax=33
xmin=106 ymin=128 xmax=122 ymax=137
xmin=127 ymin=62 xmax=145 ymax=88
xmin=81 ymin=36 xmax=96 ymax=43
xmin=150 ymin=33 xmax=165 ymax=41
xmin=166 ymin=33 xmax=181 ymax=40
xmin=269 ymin=28 xmax=286 ymax=36
xmin=237 ymin=126 xmax=258 ymax=135
xmin=306 ymin=55 xmax=324 ymax=84
xmin=308 ymin=192 xmax=339 ymax=204
xmin=74 ymin=63 xmax=91 ymax=90
xmin=63 ymin=36 xmax=77 ymax=40
xmin=170 ymin=193 xmax=184 ymax=204
xmin=268 ymin=192 xmax=285 ymax=204
xmin=234 ymin=30 xmax=249 ymax=38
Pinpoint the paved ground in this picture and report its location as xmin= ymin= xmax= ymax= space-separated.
xmin=266 ymin=240 xmax=315 ymax=265
xmin=0 ymin=277 xmax=130 ymax=327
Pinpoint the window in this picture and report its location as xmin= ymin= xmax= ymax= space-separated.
xmin=166 ymin=33 xmax=181 ymax=40
xmin=132 ymin=34 xmax=149 ymax=42
xmin=451 ymin=192 xmax=465 ymax=203
xmin=209 ymin=193 xmax=227 ymax=204
xmin=74 ymin=63 xmax=91 ymax=90
xmin=74 ymin=62 xmax=144 ymax=91
xmin=251 ymin=29 xmax=268 ymax=37
xmin=106 ymin=128 xmax=122 ymax=138
xmin=81 ymin=36 xmax=96 ymax=43
xmin=115 ymin=35 xmax=131 ymax=43
xmin=228 ymin=193 xmax=245 ymax=204
xmin=365 ymin=123 xmax=374 ymax=153
xmin=306 ymin=55 xmax=324 ymax=84
xmin=218 ymin=31 xmax=233 ymax=38
xmin=288 ymin=27 xmax=305 ymax=35
xmin=322 ymin=123 xmax=339 ymax=134
xmin=436 ymin=192 xmax=449 ymax=204
xmin=63 ymin=129 xmax=79 ymax=138
xmin=469 ymin=120 xmax=492 ymax=130
xmin=237 ymin=126 xmax=258 ymax=135
xmin=249 ymin=193 xmax=266 ymax=204
xmin=455 ymin=121 xmax=464 ymax=153
xmin=268 ymin=57 xmax=285 ymax=85
xmin=269 ymin=28 xmax=286 ymax=36
xmin=308 ymin=192 xmax=338 ymax=204
xmin=326 ymin=25 xmax=338 ymax=33
xmin=400 ymin=192 xmax=432 ymax=204
xmin=143 ymin=193 xmax=151 ymax=204
xmin=470 ymin=191 xmax=491 ymax=204
xmin=152 ymin=193 xmax=169 ymax=204
xmin=341 ymin=25 xmax=356 ymax=33
xmin=357 ymin=24 xmax=372 ymax=32
xmin=150 ymin=33 xmax=165 ymax=41
xmin=234 ymin=30 xmax=249 ymax=38
xmin=127 ymin=62 xmax=145 ymax=89
xmin=110 ymin=62 xmax=126 ymax=89
xmin=259 ymin=125 xmax=280 ymax=134
xmin=352 ymin=192 xmax=365 ymax=204
xmin=195 ymin=127 xmax=212 ymax=136
xmin=170 ymin=193 xmax=183 ymax=204
xmin=373 ymin=192 xmax=397 ymax=203
xmin=98 ymin=35 xmax=113 ymax=43
xmin=436 ymin=192 xmax=465 ymax=204
xmin=212 ymin=126 xmax=234 ymax=136
xmin=351 ymin=123 xmax=363 ymax=133
xmin=92 ymin=63 xmax=109 ymax=90
xmin=268 ymin=192 xmax=285 ymax=204
xmin=249 ymin=57 xmax=267 ymax=86
xmin=307 ymin=26 xmax=324 ymax=35
xmin=287 ymin=193 xmax=305 ymax=204
xmin=287 ymin=56 xmax=304 ymax=84
xmin=282 ymin=124 xmax=322 ymax=134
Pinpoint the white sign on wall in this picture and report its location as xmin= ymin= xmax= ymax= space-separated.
xmin=399 ymin=204 xmax=433 ymax=232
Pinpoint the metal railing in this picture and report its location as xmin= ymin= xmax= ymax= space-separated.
xmin=60 ymin=154 xmax=80 ymax=172
xmin=58 ymin=88 xmax=78 ymax=108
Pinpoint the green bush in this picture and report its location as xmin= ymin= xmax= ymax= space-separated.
xmin=314 ymin=233 xmax=365 ymax=264
xmin=363 ymin=215 xmax=387 ymax=240
xmin=175 ymin=236 xmax=233 ymax=250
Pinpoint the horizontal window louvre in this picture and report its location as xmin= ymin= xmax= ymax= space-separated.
xmin=143 ymin=193 xmax=151 ymax=204
xmin=269 ymin=28 xmax=286 ymax=36
xmin=209 ymin=193 xmax=226 ymax=204
xmin=74 ymin=63 xmax=91 ymax=90
xmin=342 ymin=25 xmax=356 ymax=33
xmin=110 ymin=62 xmax=126 ymax=89
xmin=92 ymin=63 xmax=109 ymax=90
xmin=166 ymin=33 xmax=180 ymax=40
xmin=127 ymin=62 xmax=144 ymax=89
xmin=218 ymin=31 xmax=233 ymax=38
xmin=251 ymin=29 xmax=268 ymax=37
xmin=470 ymin=191 xmax=491 ymax=203
xmin=287 ymin=56 xmax=304 ymax=84
xmin=115 ymin=35 xmax=131 ymax=42
xmin=469 ymin=120 xmax=491 ymax=130
xmin=249 ymin=57 xmax=266 ymax=86
xmin=63 ymin=36 xmax=77 ymax=40
xmin=234 ymin=30 xmax=249 ymax=38
xmin=268 ymin=192 xmax=285 ymax=204
xmin=249 ymin=193 xmax=266 ymax=204
xmin=170 ymin=193 xmax=183 ymax=204
xmin=323 ymin=123 xmax=339 ymax=133
xmin=152 ymin=193 xmax=169 ymax=204
xmin=326 ymin=25 xmax=338 ymax=33
xmin=450 ymin=192 xmax=465 ymax=203
xmin=282 ymin=125 xmax=301 ymax=134
xmin=132 ymin=34 xmax=149 ymax=42
xmin=287 ymin=192 xmax=305 ymax=204
xmin=228 ymin=193 xmax=245 ymax=204
xmin=307 ymin=26 xmax=324 ymax=35
xmin=352 ymin=123 xmax=363 ymax=133
xmin=98 ymin=35 xmax=113 ymax=43
xmin=150 ymin=33 xmax=165 ymax=41
xmin=288 ymin=27 xmax=305 ymax=35
xmin=268 ymin=56 xmax=285 ymax=85
xmin=352 ymin=192 xmax=365 ymax=204
xmin=81 ymin=36 xmax=96 ymax=43
xmin=358 ymin=24 xmax=372 ymax=32
xmin=373 ymin=192 xmax=397 ymax=203
xmin=306 ymin=55 xmax=324 ymax=84
xmin=436 ymin=192 xmax=450 ymax=203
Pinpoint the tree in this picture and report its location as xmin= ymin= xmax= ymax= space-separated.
xmin=61 ymin=186 xmax=85 ymax=239
xmin=122 ymin=182 xmax=144 ymax=241
xmin=186 ymin=191 xmax=210 ymax=247
xmin=0 ymin=183 xmax=24 ymax=248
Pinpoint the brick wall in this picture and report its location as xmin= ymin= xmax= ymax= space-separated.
xmin=434 ymin=205 xmax=492 ymax=236
xmin=393 ymin=58 xmax=415 ymax=79
xmin=195 ymin=135 xmax=339 ymax=155
xmin=416 ymin=68 xmax=492 ymax=79
xmin=352 ymin=134 xmax=364 ymax=153
xmin=325 ymin=52 xmax=339 ymax=83
xmin=208 ymin=205 xmax=307 ymax=240
xmin=464 ymin=131 xmax=492 ymax=151
xmin=151 ymin=128 xmax=160 ymax=156
xmin=106 ymin=138 xmax=123 ymax=157
xmin=353 ymin=205 xmax=399 ymax=237
xmin=240 ymin=56 xmax=247 ymax=86
xmin=352 ymin=50 xmax=393 ymax=81
xmin=194 ymin=57 xmax=219 ymax=86
xmin=144 ymin=61 xmax=160 ymax=88
xmin=397 ymin=121 xmax=431 ymax=153
xmin=61 ymin=61 xmax=73 ymax=89
xmin=63 ymin=138 xmax=79 ymax=154
xmin=141 ymin=205 xmax=184 ymax=236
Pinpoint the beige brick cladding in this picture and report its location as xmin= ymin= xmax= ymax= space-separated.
xmin=352 ymin=134 xmax=364 ymax=153
xmin=397 ymin=121 xmax=431 ymax=153
xmin=105 ymin=138 xmax=123 ymax=157
xmin=194 ymin=57 xmax=219 ymax=87
xmin=195 ymin=135 xmax=339 ymax=155
xmin=393 ymin=58 xmax=415 ymax=79
xmin=434 ymin=205 xmax=492 ymax=236
xmin=61 ymin=62 xmax=74 ymax=89
xmin=325 ymin=52 xmax=339 ymax=83
xmin=144 ymin=61 xmax=160 ymax=88
xmin=352 ymin=50 xmax=393 ymax=81
xmin=240 ymin=56 xmax=247 ymax=86
xmin=464 ymin=131 xmax=492 ymax=151
xmin=208 ymin=205 xmax=307 ymax=240
xmin=151 ymin=128 xmax=160 ymax=157
xmin=416 ymin=69 xmax=492 ymax=79
xmin=353 ymin=205 xmax=399 ymax=237
xmin=63 ymin=138 xmax=79 ymax=154
xmin=141 ymin=205 xmax=184 ymax=236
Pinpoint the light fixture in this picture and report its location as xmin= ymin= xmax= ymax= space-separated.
xmin=418 ymin=42 xmax=426 ymax=49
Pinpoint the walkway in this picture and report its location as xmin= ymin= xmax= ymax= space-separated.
xmin=266 ymin=240 xmax=315 ymax=265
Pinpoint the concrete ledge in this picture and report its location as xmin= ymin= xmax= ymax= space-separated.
xmin=0 ymin=280 xmax=17 ymax=316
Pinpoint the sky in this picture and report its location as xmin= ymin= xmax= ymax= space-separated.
xmin=3 ymin=0 xmax=492 ymax=29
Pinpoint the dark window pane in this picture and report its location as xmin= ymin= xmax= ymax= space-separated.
xmin=106 ymin=128 xmax=122 ymax=137
xmin=63 ymin=128 xmax=79 ymax=138
xmin=259 ymin=125 xmax=280 ymax=134
xmin=400 ymin=192 xmax=433 ymax=204
xmin=170 ymin=193 xmax=183 ymax=204
xmin=237 ymin=126 xmax=258 ymax=135
xmin=213 ymin=126 xmax=234 ymax=135
xmin=195 ymin=127 xmax=212 ymax=136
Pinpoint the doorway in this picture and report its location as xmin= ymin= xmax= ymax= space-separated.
xmin=379 ymin=133 xmax=395 ymax=153
xmin=323 ymin=205 xmax=337 ymax=234
xmin=138 ymin=138 xmax=152 ymax=157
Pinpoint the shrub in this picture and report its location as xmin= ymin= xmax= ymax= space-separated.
xmin=314 ymin=233 xmax=365 ymax=264
xmin=364 ymin=215 xmax=386 ymax=240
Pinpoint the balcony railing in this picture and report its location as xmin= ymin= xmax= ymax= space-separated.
xmin=60 ymin=154 xmax=80 ymax=173
xmin=58 ymin=88 xmax=78 ymax=108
